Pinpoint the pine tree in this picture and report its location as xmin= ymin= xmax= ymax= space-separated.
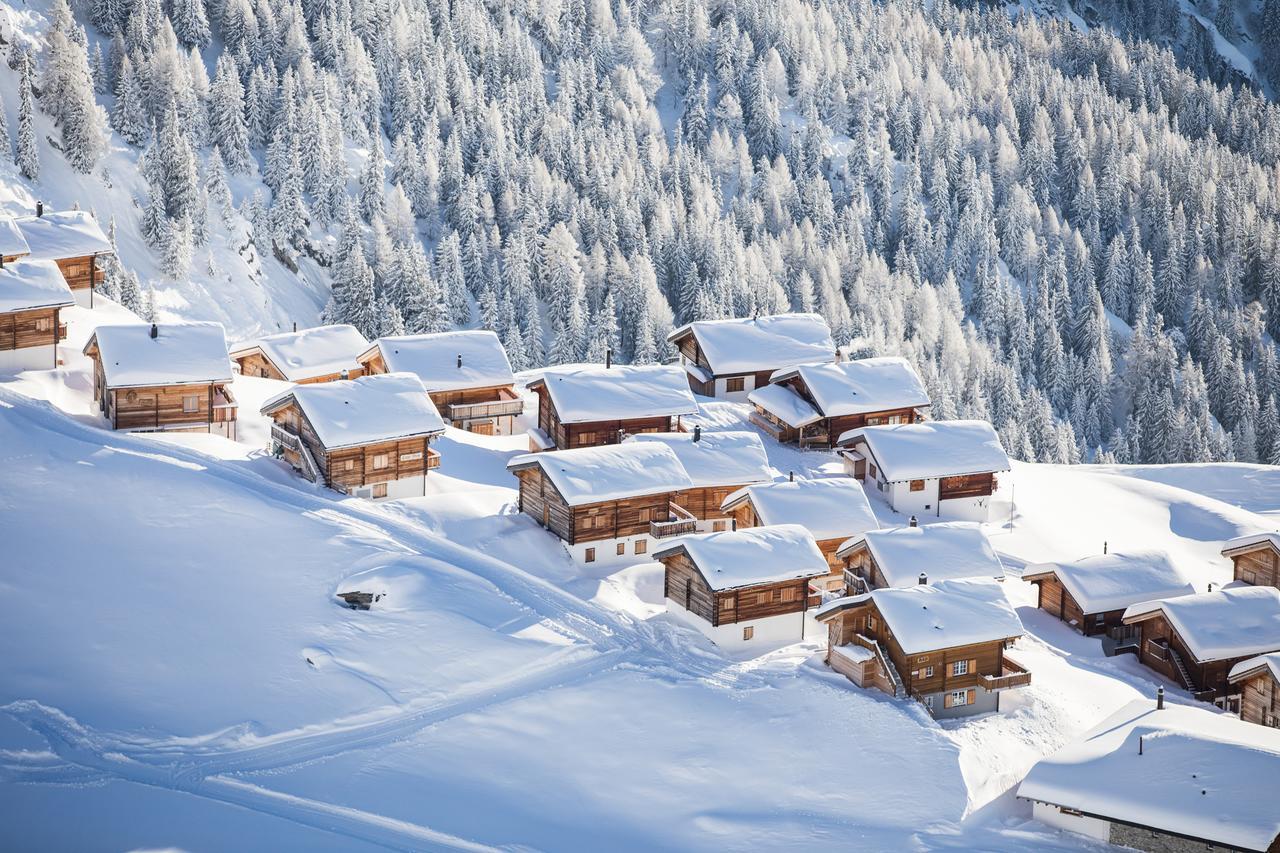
xmin=111 ymin=56 xmax=148 ymax=146
xmin=210 ymin=55 xmax=251 ymax=173
xmin=16 ymin=54 xmax=39 ymax=180
xmin=172 ymin=0 xmax=211 ymax=47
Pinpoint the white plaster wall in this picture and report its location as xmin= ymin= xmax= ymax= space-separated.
xmin=0 ymin=344 xmax=58 ymax=371
xmin=567 ymin=534 xmax=656 ymax=567
xmin=349 ymin=475 xmax=428 ymax=501
xmin=72 ymin=289 xmax=93 ymax=308
xmin=665 ymin=597 xmax=821 ymax=649
xmin=712 ymin=375 xmax=757 ymax=402
xmin=882 ymin=481 xmax=993 ymax=522
xmin=1031 ymin=802 xmax=1111 ymax=843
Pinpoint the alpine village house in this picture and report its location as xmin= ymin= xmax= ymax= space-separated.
xmin=261 ymin=372 xmax=446 ymax=500
xmin=815 ymin=579 xmax=1030 ymax=717
xmin=667 ymin=313 xmax=835 ymax=400
xmin=230 ymin=324 xmax=369 ymax=384
xmin=83 ymin=322 xmax=238 ymax=438
xmin=656 ymin=525 xmax=831 ymax=647
xmin=836 ymin=520 xmax=1006 ymax=594
xmin=1222 ymin=532 xmax=1280 ymax=588
xmin=525 ymin=362 xmax=698 ymax=451
xmin=11 ymin=206 xmax=112 ymax=308
xmin=747 ymin=356 xmax=930 ymax=448
xmin=357 ymin=330 xmax=522 ymax=435
xmin=1229 ymin=653 xmax=1280 ymax=729
xmin=0 ymin=259 xmax=74 ymax=371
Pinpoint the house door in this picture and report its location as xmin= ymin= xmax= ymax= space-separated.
xmin=470 ymin=421 xmax=495 ymax=436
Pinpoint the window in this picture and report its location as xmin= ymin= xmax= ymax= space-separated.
xmin=634 ymin=539 xmax=647 ymax=555
xmin=949 ymin=689 xmax=969 ymax=707
xmin=868 ymin=464 xmax=877 ymax=479
xmin=638 ymin=508 xmax=653 ymax=523
xmin=372 ymin=454 xmax=389 ymax=470
xmin=585 ymin=548 xmax=596 ymax=563
xmin=721 ymin=596 xmax=735 ymax=611
xmin=616 ymin=542 xmax=626 ymax=556
xmin=577 ymin=432 xmax=597 ymax=445
xmin=182 ymin=394 xmax=199 ymax=413
xmin=371 ymin=483 xmax=387 ymax=499
xmin=866 ymin=416 xmax=884 ymax=426
xmin=756 ymin=592 xmax=771 ymax=605
xmin=345 ymin=459 xmax=355 ymax=471
xmin=868 ymin=615 xmax=878 ymax=631
xmin=742 ymin=626 xmax=754 ymax=641
xmin=909 ymin=480 xmax=925 ymax=492
xmin=725 ymin=377 xmax=745 ymax=393
xmin=712 ymin=520 xmax=727 ymax=532
xmin=781 ymin=587 xmax=797 ymax=603
xmin=951 ymin=660 xmax=969 ymax=676
xmin=923 ymin=666 xmax=934 ymax=678
xmin=35 ymin=317 xmax=51 ymax=331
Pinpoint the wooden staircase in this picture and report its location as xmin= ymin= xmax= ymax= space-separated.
xmin=1166 ymin=645 xmax=1197 ymax=692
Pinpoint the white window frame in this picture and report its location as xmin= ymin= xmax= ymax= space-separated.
xmin=182 ymin=394 xmax=199 ymax=414
xmin=952 ymin=660 xmax=969 ymax=676
xmin=949 ymin=689 xmax=969 ymax=707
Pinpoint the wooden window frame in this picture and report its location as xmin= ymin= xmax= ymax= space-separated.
xmin=742 ymin=626 xmax=754 ymax=641
xmin=585 ymin=548 xmax=596 ymax=563
xmin=371 ymin=482 xmax=388 ymax=499
xmin=182 ymin=394 xmax=199 ymax=414
xmin=634 ymin=539 xmax=647 ymax=555
xmin=372 ymin=454 xmax=389 ymax=471
xmin=909 ymin=479 xmax=925 ymax=492
xmin=725 ymin=377 xmax=745 ymax=393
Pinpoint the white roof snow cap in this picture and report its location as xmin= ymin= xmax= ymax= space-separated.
xmin=0 ymin=218 xmax=31 ymax=257
xmin=721 ymin=478 xmax=879 ymax=542
xmin=88 ymin=322 xmax=233 ymax=388
xmin=14 ymin=210 xmax=112 ymax=260
xmin=770 ymin=357 xmax=929 ymax=417
xmin=262 ymin=372 xmax=445 ymax=450
xmin=232 ymin=324 xmax=369 ymax=382
xmin=840 ymin=420 xmax=1011 ymax=481
xmin=0 ymin=259 xmax=74 ymax=313
xmin=530 ymin=364 xmax=698 ymax=423
xmin=363 ymin=330 xmax=515 ymax=393
xmin=1223 ymin=532 xmax=1280 ymax=555
xmin=869 ymin=578 xmax=1023 ymax=655
xmin=1024 ymin=551 xmax=1195 ymax=615
xmin=841 ymin=522 xmax=1005 ymax=588
xmin=655 ymin=524 xmax=831 ymax=591
xmin=669 ymin=314 xmax=835 ymax=375
xmin=746 ymin=383 xmax=823 ymax=428
xmin=1017 ymin=699 xmax=1280 ymax=852
xmin=1230 ymin=652 xmax=1280 ymax=685
xmin=506 ymin=442 xmax=694 ymax=506
xmin=624 ymin=431 xmax=772 ymax=488
xmin=1123 ymin=586 xmax=1280 ymax=662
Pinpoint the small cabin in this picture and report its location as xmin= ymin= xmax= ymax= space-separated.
xmin=748 ymin=356 xmax=929 ymax=448
xmin=230 ymin=324 xmax=369 ymax=384
xmin=357 ymin=330 xmax=522 ymax=435
xmin=0 ymin=259 xmax=74 ymax=370
xmin=838 ymin=419 xmax=1010 ymax=522
xmin=720 ymin=477 xmax=879 ymax=577
xmin=1022 ymin=551 xmax=1194 ymax=642
xmin=0 ymin=217 xmax=31 ymax=263
xmin=623 ymin=429 xmax=772 ymax=532
xmin=260 ymin=372 xmax=445 ymax=499
xmin=13 ymin=208 xmax=112 ymax=308
xmin=814 ymin=579 xmax=1029 ymax=717
xmin=1228 ymin=653 xmax=1280 ymax=728
xmin=507 ymin=441 xmax=696 ymax=565
xmin=1122 ymin=585 xmax=1280 ymax=708
xmin=655 ymin=525 xmax=831 ymax=647
xmin=836 ymin=521 xmax=1005 ymax=594
xmin=1018 ymin=698 xmax=1280 ymax=852
xmin=83 ymin=322 xmax=237 ymax=438
xmin=525 ymin=363 xmax=698 ymax=451
xmin=1222 ymin=533 xmax=1280 ymax=589
xmin=667 ymin=313 xmax=835 ymax=400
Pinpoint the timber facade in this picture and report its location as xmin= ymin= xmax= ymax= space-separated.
xmin=671 ymin=329 xmax=775 ymax=397
xmin=233 ymin=349 xmax=364 ymax=384
xmin=1230 ymin=664 xmax=1280 ymax=728
xmin=1023 ymin=571 xmax=1118 ymax=637
xmin=725 ymin=499 xmax=845 ymax=572
xmin=660 ymin=550 xmax=823 ymax=627
xmin=1124 ymin=610 xmax=1265 ymax=706
xmin=529 ymin=380 xmax=678 ymax=450
xmin=1225 ymin=540 xmax=1280 ymax=589
xmin=751 ymin=372 xmax=924 ymax=448
xmin=0 ymin=306 xmax=66 ymax=363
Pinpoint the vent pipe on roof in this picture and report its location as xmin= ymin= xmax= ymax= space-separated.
xmin=909 ymin=515 xmax=918 ymax=528
xmin=36 ymin=201 xmax=44 ymax=218
xmin=340 ymin=369 xmax=349 ymax=380
xmin=693 ymin=425 xmax=701 ymax=442
xmin=1156 ymin=686 xmax=1165 ymax=711
xmin=293 ymin=322 xmax=297 ymax=333
xmin=1103 ymin=540 xmax=1108 ymax=554
xmin=0 ymin=255 xmax=5 ymax=269
xmin=1139 ymin=735 xmax=1144 ymax=755
xmin=605 ymin=347 xmax=612 ymax=369
xmin=1208 ymin=582 xmax=1215 ymax=593
xmin=788 ymin=471 xmax=794 ymax=482
xmin=457 ymin=354 xmax=462 ymax=369
xmin=149 ymin=323 xmax=158 ymax=339
xmin=918 ymin=572 xmax=927 ymax=585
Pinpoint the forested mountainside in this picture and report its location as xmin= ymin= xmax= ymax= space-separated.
xmin=6 ymin=0 xmax=1280 ymax=465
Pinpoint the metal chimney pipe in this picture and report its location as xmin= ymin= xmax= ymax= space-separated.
xmin=918 ymin=572 xmax=927 ymax=585
xmin=149 ymin=323 xmax=158 ymax=339
xmin=1157 ymin=686 xmax=1165 ymax=710
xmin=457 ymin=354 xmax=463 ymax=369
xmin=1103 ymin=541 xmax=1108 ymax=554
xmin=36 ymin=201 xmax=44 ymax=218
xmin=340 ymin=369 xmax=349 ymax=380
xmin=909 ymin=515 xmax=918 ymax=528
xmin=605 ymin=347 xmax=612 ymax=369
xmin=788 ymin=471 xmax=794 ymax=482
xmin=293 ymin=322 xmax=297 ymax=333
xmin=693 ymin=425 xmax=701 ymax=442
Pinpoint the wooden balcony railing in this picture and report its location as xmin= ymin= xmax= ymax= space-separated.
xmin=271 ymin=423 xmax=321 ymax=482
xmin=982 ymin=656 xmax=1032 ymax=691
xmin=650 ymin=502 xmax=698 ymax=539
xmin=447 ymin=393 xmax=524 ymax=422
xmin=426 ymin=447 xmax=442 ymax=469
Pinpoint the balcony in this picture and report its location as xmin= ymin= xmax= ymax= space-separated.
xmin=426 ymin=447 xmax=442 ymax=470
xmin=982 ymin=656 xmax=1032 ymax=691
xmin=447 ymin=389 xmax=524 ymax=423
xmin=749 ymin=411 xmax=787 ymax=440
xmin=650 ymin=502 xmax=698 ymax=539
xmin=271 ymin=423 xmax=320 ymax=482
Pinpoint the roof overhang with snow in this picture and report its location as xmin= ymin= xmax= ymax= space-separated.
xmin=13 ymin=211 xmax=112 ymax=260
xmin=653 ymin=524 xmax=831 ymax=591
xmin=839 ymin=420 xmax=1011 ymax=482
xmin=86 ymin=322 xmax=234 ymax=389
xmin=0 ymin=259 xmax=75 ymax=314
xmin=1221 ymin=532 xmax=1280 ymax=558
xmin=231 ymin=324 xmax=370 ymax=383
xmin=260 ymin=372 xmax=445 ymax=450
xmin=1021 ymin=551 xmax=1194 ymax=615
xmin=359 ymin=330 xmax=516 ymax=393
xmin=667 ymin=314 xmax=836 ymax=376
xmin=506 ymin=442 xmax=694 ymax=506
xmin=837 ymin=522 xmax=1005 ymax=588
xmin=769 ymin=357 xmax=929 ymax=417
xmin=1122 ymin=586 xmax=1280 ymax=662
xmin=527 ymin=364 xmax=698 ymax=424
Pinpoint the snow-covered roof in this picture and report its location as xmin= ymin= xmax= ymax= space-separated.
xmin=0 ymin=259 xmax=74 ymax=313
xmin=13 ymin=210 xmax=112 ymax=260
xmin=669 ymin=314 xmax=835 ymax=375
xmin=1017 ymin=699 xmax=1280 ymax=851
xmin=530 ymin=364 xmax=698 ymax=423
xmin=747 ymin=382 xmax=823 ymax=428
xmin=1123 ymin=586 xmax=1280 ymax=662
xmin=624 ymin=431 xmax=772 ymax=488
xmin=721 ymin=478 xmax=879 ymax=542
xmin=1023 ymin=551 xmax=1195 ymax=615
xmin=231 ymin=325 xmax=369 ymax=382
xmin=361 ymin=330 xmax=516 ymax=393
xmin=653 ymin=524 xmax=831 ymax=591
xmin=770 ymin=357 xmax=930 ymax=417
xmin=0 ymin=218 xmax=30 ymax=257
xmin=840 ymin=420 xmax=1011 ymax=481
xmin=506 ymin=442 xmax=694 ymax=506
xmin=1222 ymin=532 xmax=1280 ymax=555
xmin=86 ymin=322 xmax=233 ymax=388
xmin=1230 ymin=652 xmax=1280 ymax=685
xmin=839 ymin=522 xmax=1005 ymax=588
xmin=261 ymin=372 xmax=445 ymax=450
xmin=870 ymin=579 xmax=1023 ymax=655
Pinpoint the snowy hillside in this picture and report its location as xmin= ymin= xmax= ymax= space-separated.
xmin=1 ymin=347 xmax=1277 ymax=848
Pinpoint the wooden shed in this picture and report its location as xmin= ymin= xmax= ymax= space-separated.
xmin=0 ymin=259 xmax=74 ymax=371
xmin=1222 ymin=533 xmax=1280 ymax=589
xmin=1228 ymin=653 xmax=1280 ymax=728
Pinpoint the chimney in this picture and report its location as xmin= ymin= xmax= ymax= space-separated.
xmin=788 ymin=471 xmax=794 ymax=482
xmin=605 ymin=347 xmax=612 ymax=369
xmin=1139 ymin=735 xmax=1144 ymax=755
xmin=918 ymin=572 xmax=927 ymax=585
xmin=693 ymin=425 xmax=701 ymax=442
xmin=293 ymin=322 xmax=297 ymax=333
xmin=340 ymin=369 xmax=349 ymax=380
xmin=149 ymin=323 xmax=158 ymax=339
xmin=1208 ymin=582 xmax=1215 ymax=593
xmin=1156 ymin=686 xmax=1165 ymax=710
xmin=0 ymin=255 xmax=5 ymax=269
xmin=457 ymin=354 xmax=463 ymax=369
xmin=909 ymin=515 xmax=918 ymax=528
xmin=36 ymin=201 xmax=44 ymax=218
xmin=1103 ymin=540 xmax=1108 ymax=555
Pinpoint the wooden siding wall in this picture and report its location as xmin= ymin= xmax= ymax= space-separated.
xmin=108 ymin=382 xmax=226 ymax=430
xmin=1234 ymin=548 xmax=1280 ymax=588
xmin=0 ymin=306 xmax=61 ymax=351
xmin=271 ymin=401 xmax=433 ymax=492
xmin=428 ymin=384 xmax=515 ymax=410
xmin=1240 ymin=672 xmax=1280 ymax=727
xmin=55 ymin=255 xmax=103 ymax=291
xmin=571 ymin=492 xmax=673 ymax=543
xmin=514 ymin=467 xmax=573 ymax=541
xmin=940 ymin=473 xmax=996 ymax=500
xmin=235 ymin=352 xmax=286 ymax=380
xmin=358 ymin=351 xmax=388 ymax=374
xmin=673 ymin=485 xmax=739 ymax=521
xmin=726 ymin=503 xmax=761 ymax=531
xmin=533 ymin=384 xmax=674 ymax=450
xmin=712 ymin=576 xmax=818 ymax=626
xmin=1131 ymin=613 xmax=1246 ymax=699
xmin=662 ymin=552 xmax=717 ymax=621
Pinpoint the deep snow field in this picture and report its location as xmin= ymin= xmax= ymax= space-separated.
xmin=1 ymin=301 xmax=1278 ymax=852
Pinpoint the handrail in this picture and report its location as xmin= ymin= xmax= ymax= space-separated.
xmin=272 ymin=424 xmax=321 ymax=483
xmin=855 ymin=633 xmax=902 ymax=697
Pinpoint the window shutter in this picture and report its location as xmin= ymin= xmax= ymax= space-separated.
xmin=969 ymin=659 xmax=978 ymax=676
xmin=966 ymin=688 xmax=976 ymax=706
xmin=943 ymin=692 xmax=953 ymax=709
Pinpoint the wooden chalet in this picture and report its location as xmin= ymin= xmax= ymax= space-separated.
xmin=83 ymin=322 xmax=238 ymax=438
xmin=0 ymin=259 xmax=74 ymax=371
xmin=1018 ymin=698 xmax=1280 ymax=852
xmin=506 ymin=441 xmax=696 ymax=565
xmin=836 ymin=520 xmax=1005 ymax=594
xmin=13 ymin=207 xmax=111 ymax=308
xmin=655 ymin=525 xmax=831 ymax=647
xmin=260 ymin=372 xmax=446 ymax=500
xmin=667 ymin=313 xmax=834 ymax=400
xmin=747 ymin=356 xmax=929 ymax=448
xmin=814 ymin=579 xmax=1029 ymax=717
xmin=358 ymin=330 xmax=521 ymax=435
xmin=838 ymin=420 xmax=1009 ymax=522
xmin=1122 ymin=585 xmax=1280 ymax=708
xmin=1222 ymin=533 xmax=1280 ymax=589
xmin=230 ymin=324 xmax=369 ymax=384
xmin=525 ymin=363 xmax=698 ymax=451
xmin=1023 ymin=551 xmax=1194 ymax=643
xmin=720 ymin=477 xmax=879 ymax=576
xmin=0 ymin=217 xmax=30 ymax=263
xmin=1229 ymin=653 xmax=1280 ymax=728
xmin=623 ymin=428 xmax=772 ymax=532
